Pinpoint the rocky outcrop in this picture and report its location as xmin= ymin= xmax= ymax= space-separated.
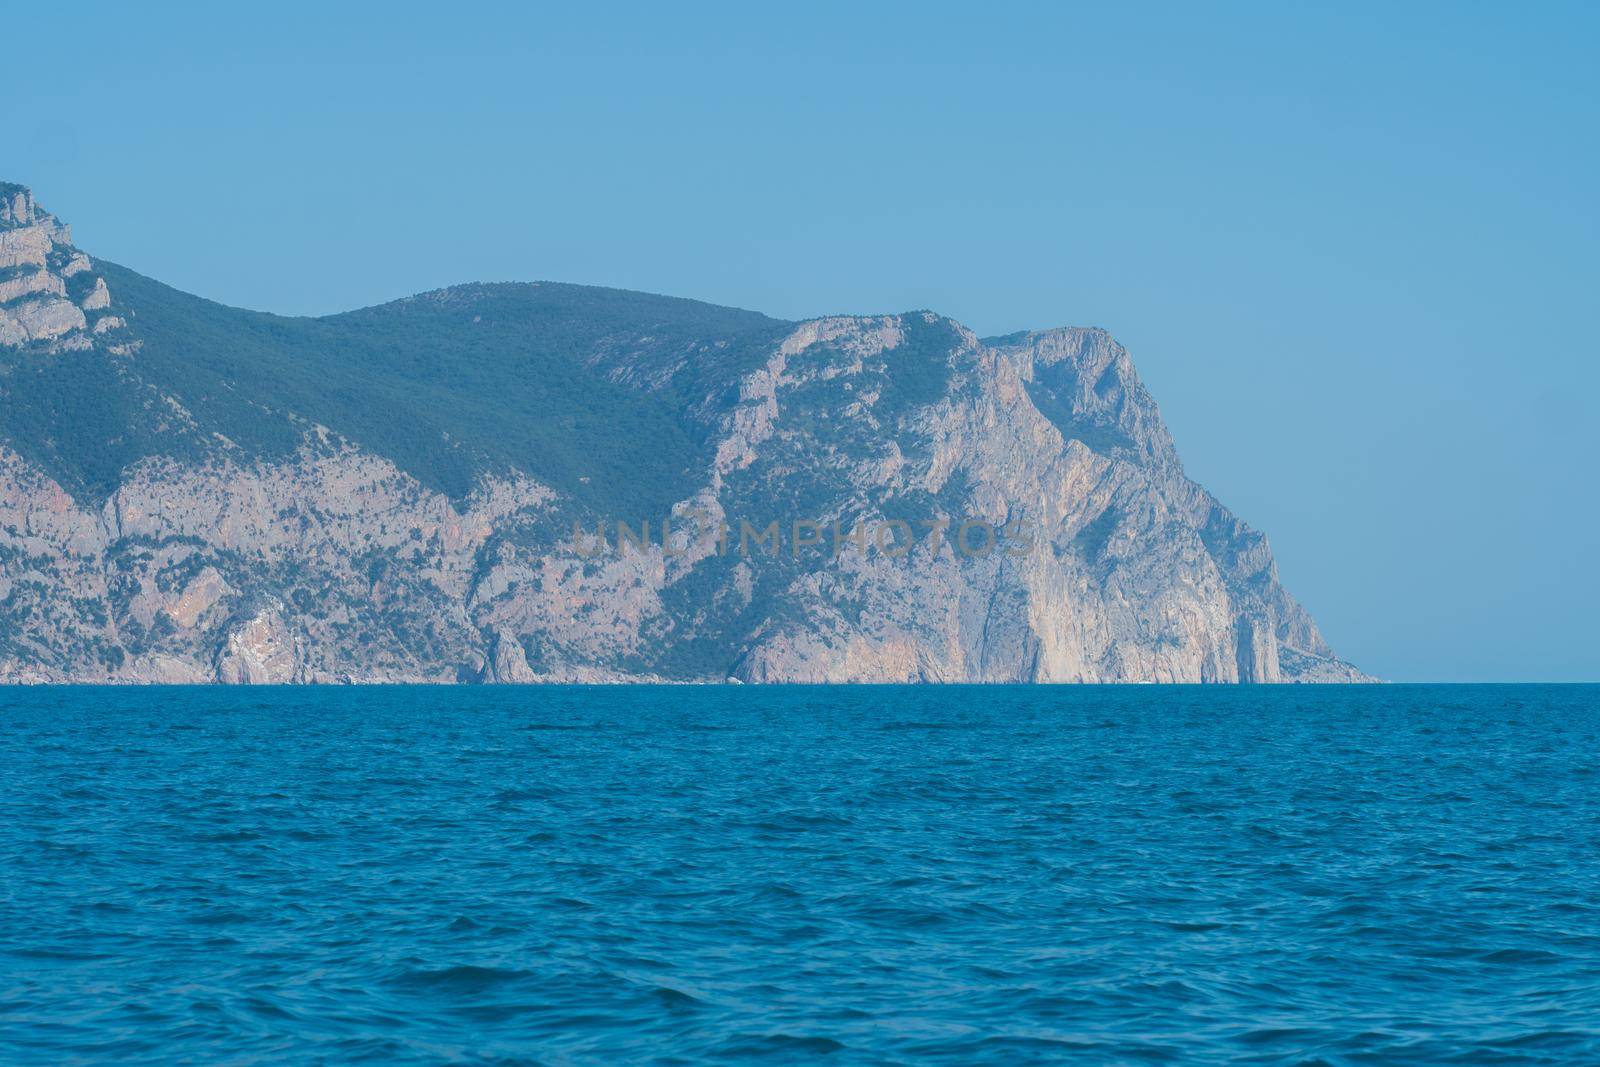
xmin=215 ymin=603 xmax=299 ymax=684
xmin=165 ymin=567 xmax=230 ymax=629
xmin=489 ymin=631 xmax=537 ymax=683
xmin=0 ymin=182 xmax=1370 ymax=684
xmin=0 ymin=266 xmax=64 ymax=304
xmin=0 ymin=182 xmax=123 ymax=351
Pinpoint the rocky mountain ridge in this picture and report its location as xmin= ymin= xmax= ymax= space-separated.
xmin=0 ymin=183 xmax=1369 ymax=683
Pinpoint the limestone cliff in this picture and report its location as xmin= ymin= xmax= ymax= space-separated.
xmin=0 ymin=183 xmax=1368 ymax=683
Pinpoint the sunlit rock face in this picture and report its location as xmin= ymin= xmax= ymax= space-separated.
xmin=0 ymin=182 xmax=1368 ymax=684
xmin=0 ymin=184 xmax=126 ymax=350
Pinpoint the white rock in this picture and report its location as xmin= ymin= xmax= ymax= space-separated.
xmin=10 ymin=297 xmax=86 ymax=341
xmin=0 ymin=225 xmax=51 ymax=270
xmin=79 ymin=276 xmax=110 ymax=310
xmin=0 ymin=267 xmax=63 ymax=304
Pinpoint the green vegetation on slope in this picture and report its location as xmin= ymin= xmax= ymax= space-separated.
xmin=876 ymin=312 xmax=962 ymax=414
xmin=1 ymin=264 xmax=791 ymax=517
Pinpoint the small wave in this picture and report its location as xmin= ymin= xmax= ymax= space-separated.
xmin=492 ymin=787 xmax=554 ymax=803
xmin=4 ymin=946 xmax=113 ymax=962
xmin=386 ymin=964 xmax=533 ymax=992
xmin=1155 ymin=920 xmax=1226 ymax=933
xmin=650 ymin=985 xmax=705 ymax=1009
xmin=182 ymin=911 xmax=251 ymax=926
xmin=1479 ymin=948 xmax=1566 ymax=965
xmin=194 ymin=830 xmax=261 ymax=843
xmin=1235 ymin=1026 xmax=1323 ymax=1046
xmin=717 ymin=1033 xmax=847 ymax=1056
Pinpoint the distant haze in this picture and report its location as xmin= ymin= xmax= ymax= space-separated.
xmin=6 ymin=2 xmax=1596 ymax=680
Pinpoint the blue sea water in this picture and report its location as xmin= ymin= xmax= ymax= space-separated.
xmin=2 ymin=685 xmax=1599 ymax=1064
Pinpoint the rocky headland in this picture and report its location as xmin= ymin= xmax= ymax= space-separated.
xmin=0 ymin=182 xmax=1368 ymax=683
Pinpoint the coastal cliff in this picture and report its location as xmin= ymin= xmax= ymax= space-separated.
xmin=0 ymin=183 xmax=1367 ymax=683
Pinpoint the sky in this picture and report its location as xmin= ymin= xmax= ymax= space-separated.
xmin=5 ymin=1 xmax=1596 ymax=681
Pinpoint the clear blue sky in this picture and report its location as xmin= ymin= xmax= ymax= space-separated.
xmin=6 ymin=2 xmax=1596 ymax=681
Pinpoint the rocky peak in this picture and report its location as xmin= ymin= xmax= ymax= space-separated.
xmin=0 ymin=183 xmax=38 ymax=228
xmin=0 ymin=181 xmax=126 ymax=350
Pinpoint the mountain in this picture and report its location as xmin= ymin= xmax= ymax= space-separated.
xmin=0 ymin=183 xmax=1368 ymax=683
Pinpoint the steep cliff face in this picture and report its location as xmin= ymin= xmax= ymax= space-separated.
xmin=0 ymin=184 xmax=1367 ymax=683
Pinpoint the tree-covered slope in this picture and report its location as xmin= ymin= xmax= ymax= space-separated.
xmin=4 ymin=261 xmax=790 ymax=515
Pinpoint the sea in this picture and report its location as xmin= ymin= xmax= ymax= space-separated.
xmin=2 ymin=684 xmax=1598 ymax=1064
